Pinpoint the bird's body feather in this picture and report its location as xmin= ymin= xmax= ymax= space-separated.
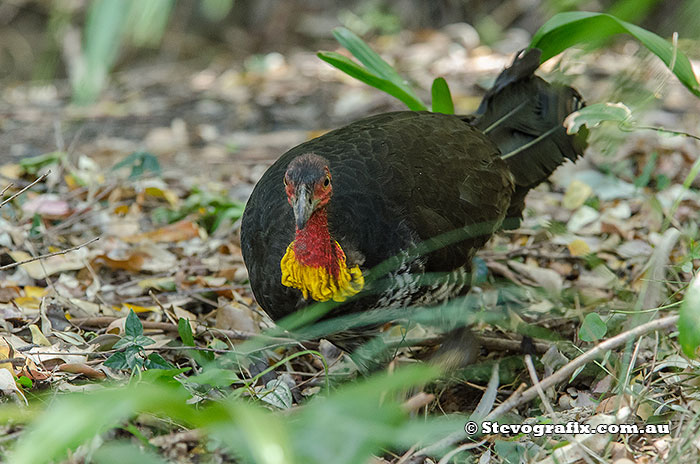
xmin=241 ymin=112 xmax=513 ymax=320
xmin=240 ymin=49 xmax=586 ymax=356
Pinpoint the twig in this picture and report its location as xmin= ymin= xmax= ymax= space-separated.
xmin=0 ymin=183 xmax=12 ymax=197
xmin=401 ymin=392 xmax=435 ymax=413
xmin=42 ymin=184 xmax=116 ymax=236
xmin=0 ymin=237 xmax=99 ymax=271
xmin=69 ymin=316 xmax=291 ymax=344
xmin=485 ymin=315 xmax=679 ymax=421
xmin=0 ymin=171 xmax=50 ymax=209
xmin=150 ymin=429 xmax=202 ymax=447
xmin=524 ymin=354 xmax=555 ymax=415
xmin=414 ymin=316 xmax=678 ymax=459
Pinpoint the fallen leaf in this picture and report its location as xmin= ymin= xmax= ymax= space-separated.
xmin=567 ymin=205 xmax=600 ymax=233
xmin=508 ymin=260 xmax=563 ymax=296
xmin=0 ymin=286 xmax=21 ymax=303
xmin=9 ymin=249 xmax=88 ymax=279
xmin=28 ymin=324 xmax=51 ymax=346
xmin=562 ymin=179 xmax=592 ymax=209
xmin=143 ymin=186 xmax=179 ymax=207
xmin=123 ymin=219 xmax=204 ymax=243
xmin=121 ymin=303 xmax=158 ymax=314
xmin=568 ymin=239 xmax=590 ymax=256
xmin=22 ymin=194 xmax=70 ymax=217
xmin=92 ymin=251 xmax=147 ymax=272
xmin=0 ymin=369 xmax=27 ymax=404
xmin=215 ymin=301 xmax=260 ymax=333
xmin=24 ymin=286 xmax=49 ymax=298
xmin=12 ymin=296 xmax=41 ymax=310
xmin=0 ymin=337 xmax=15 ymax=374
xmin=58 ymin=363 xmax=106 ymax=380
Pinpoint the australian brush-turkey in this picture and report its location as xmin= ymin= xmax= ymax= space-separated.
xmin=241 ymin=49 xmax=587 ymax=367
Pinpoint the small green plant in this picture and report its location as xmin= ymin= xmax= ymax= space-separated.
xmin=318 ymin=13 xmax=700 ymax=117
xmin=578 ymin=312 xmax=608 ymax=342
xmin=317 ymin=28 xmax=453 ymax=113
xmin=111 ymin=151 xmax=162 ymax=180
xmin=152 ymin=187 xmax=245 ymax=232
xmin=104 ymin=310 xmax=173 ymax=372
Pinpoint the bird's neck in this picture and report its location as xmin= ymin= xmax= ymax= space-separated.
xmin=293 ymin=208 xmax=340 ymax=277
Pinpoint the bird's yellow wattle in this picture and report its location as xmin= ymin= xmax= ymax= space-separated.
xmin=280 ymin=242 xmax=364 ymax=302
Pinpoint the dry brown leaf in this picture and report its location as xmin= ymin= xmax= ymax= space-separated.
xmin=215 ymin=301 xmax=260 ymax=333
xmin=58 ymin=363 xmax=106 ymax=380
xmin=123 ymin=219 xmax=204 ymax=243
xmin=508 ymin=260 xmax=563 ymax=296
xmin=92 ymin=251 xmax=147 ymax=272
xmin=0 ymin=337 xmax=15 ymax=374
xmin=0 ymin=286 xmax=21 ymax=303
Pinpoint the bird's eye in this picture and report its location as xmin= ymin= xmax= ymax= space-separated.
xmin=323 ymin=177 xmax=330 ymax=187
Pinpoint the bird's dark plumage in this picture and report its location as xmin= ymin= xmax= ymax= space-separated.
xmin=240 ymin=49 xmax=587 ymax=359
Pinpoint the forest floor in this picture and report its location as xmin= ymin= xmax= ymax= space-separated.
xmin=1 ymin=27 xmax=700 ymax=463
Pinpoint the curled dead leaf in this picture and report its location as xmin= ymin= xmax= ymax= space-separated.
xmin=123 ymin=219 xmax=204 ymax=243
xmin=58 ymin=363 xmax=106 ymax=380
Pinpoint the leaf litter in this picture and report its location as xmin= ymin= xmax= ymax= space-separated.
xmin=1 ymin=28 xmax=700 ymax=463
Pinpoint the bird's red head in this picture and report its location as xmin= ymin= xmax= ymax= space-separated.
xmin=284 ymin=153 xmax=333 ymax=230
xmin=280 ymin=153 xmax=364 ymax=302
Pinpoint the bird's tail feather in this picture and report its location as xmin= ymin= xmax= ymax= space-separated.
xmin=473 ymin=48 xmax=587 ymax=226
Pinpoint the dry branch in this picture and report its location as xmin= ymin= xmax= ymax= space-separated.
xmin=0 ymin=171 xmax=50 ymax=209
xmin=0 ymin=237 xmax=99 ymax=271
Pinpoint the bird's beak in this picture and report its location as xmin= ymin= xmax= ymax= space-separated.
xmin=292 ymin=186 xmax=314 ymax=230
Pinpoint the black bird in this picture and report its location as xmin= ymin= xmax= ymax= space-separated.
xmin=240 ymin=49 xmax=586 ymax=367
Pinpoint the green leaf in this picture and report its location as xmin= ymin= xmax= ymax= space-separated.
xmin=178 ymin=318 xmax=195 ymax=346
xmin=564 ymin=102 xmax=633 ymax=134
xmin=112 ymin=151 xmax=162 ymax=179
xmin=19 ymin=151 xmax=65 ymax=174
xmin=94 ymin=441 xmax=168 ymax=464
xmin=578 ymin=313 xmax=608 ymax=342
xmin=124 ymin=345 xmax=145 ymax=370
xmin=530 ymin=12 xmax=700 ymax=97
xmin=9 ymin=379 xmax=192 ymax=464
xmin=16 ymin=376 xmax=33 ymax=389
xmin=679 ymin=272 xmax=700 ymax=357
xmin=132 ymin=334 xmax=156 ymax=347
xmin=200 ymin=0 xmax=235 ymax=21
xmin=635 ymin=152 xmax=658 ymax=188
xmin=258 ymin=379 xmax=293 ymax=409
xmin=494 ymin=440 xmax=530 ymax=464
xmin=103 ymin=351 xmax=128 ymax=370
xmin=29 ymin=214 xmax=42 ymax=239
xmin=177 ymin=317 xmax=214 ymax=366
xmin=318 ymin=27 xmax=429 ymax=111
xmin=332 ymin=27 xmax=410 ymax=93
xmin=124 ymin=310 xmax=143 ymax=338
xmin=185 ymin=367 xmax=239 ymax=388
xmin=112 ymin=337 xmax=132 ymax=350
xmin=126 ymin=0 xmax=174 ymax=47
xmin=146 ymin=353 xmax=175 ymax=370
xmin=317 ymin=51 xmax=428 ymax=111
xmin=73 ymin=0 xmax=131 ymax=104
xmin=430 ymin=77 xmax=454 ymax=114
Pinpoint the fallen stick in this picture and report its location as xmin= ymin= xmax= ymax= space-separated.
xmin=0 ymin=237 xmax=99 ymax=271
xmin=0 ymin=171 xmax=50 ymax=209
xmin=485 ymin=314 xmax=678 ymax=421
